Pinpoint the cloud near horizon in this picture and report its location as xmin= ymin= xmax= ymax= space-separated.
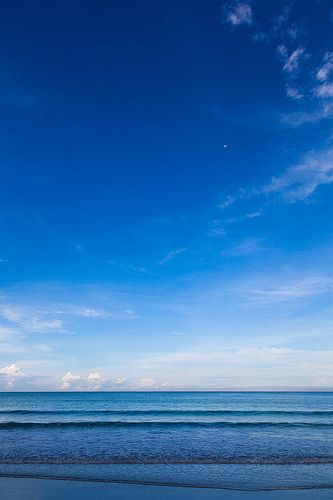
xmin=3 ymin=345 xmax=329 ymax=390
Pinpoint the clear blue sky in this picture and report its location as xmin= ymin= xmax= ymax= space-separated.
xmin=1 ymin=0 xmax=333 ymax=390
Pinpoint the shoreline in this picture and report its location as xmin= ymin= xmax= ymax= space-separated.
xmin=0 ymin=477 xmax=333 ymax=500
xmin=0 ymin=473 xmax=333 ymax=492
xmin=1 ymin=463 xmax=333 ymax=491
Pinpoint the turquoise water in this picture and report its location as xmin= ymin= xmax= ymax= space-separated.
xmin=0 ymin=392 xmax=333 ymax=490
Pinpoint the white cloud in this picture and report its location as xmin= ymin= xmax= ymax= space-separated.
xmin=87 ymin=371 xmax=102 ymax=381
xmin=59 ymin=372 xmax=167 ymax=391
xmin=223 ymin=1 xmax=253 ymax=26
xmin=0 ymin=363 xmax=24 ymax=377
xmin=136 ymin=377 xmax=169 ymax=389
xmin=263 ymin=147 xmax=333 ymax=202
xmin=60 ymin=371 xmax=111 ymax=390
xmin=114 ymin=377 xmax=127 ymax=385
xmin=316 ymin=52 xmax=333 ymax=82
xmin=60 ymin=371 xmax=82 ymax=390
xmin=86 ymin=371 xmax=106 ymax=389
xmin=138 ymin=377 xmax=156 ymax=388
xmin=0 ymin=363 xmax=25 ymax=389
xmin=158 ymin=248 xmax=186 ymax=265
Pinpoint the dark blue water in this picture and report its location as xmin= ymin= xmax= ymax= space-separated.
xmin=0 ymin=392 xmax=333 ymax=490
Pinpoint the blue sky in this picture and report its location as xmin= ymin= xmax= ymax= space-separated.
xmin=1 ymin=0 xmax=333 ymax=390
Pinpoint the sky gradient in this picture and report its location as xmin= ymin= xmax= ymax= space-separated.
xmin=1 ymin=0 xmax=333 ymax=390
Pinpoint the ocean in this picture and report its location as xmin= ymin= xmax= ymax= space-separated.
xmin=0 ymin=391 xmax=333 ymax=491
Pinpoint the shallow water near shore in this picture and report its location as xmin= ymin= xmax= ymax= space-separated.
xmin=1 ymin=477 xmax=333 ymax=500
xmin=0 ymin=391 xmax=333 ymax=490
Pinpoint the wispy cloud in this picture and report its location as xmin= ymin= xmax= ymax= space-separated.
xmin=158 ymin=248 xmax=186 ymax=265
xmin=222 ymin=237 xmax=264 ymax=256
xmin=247 ymin=277 xmax=333 ymax=303
xmin=255 ymin=6 xmax=309 ymax=101
xmin=263 ymin=147 xmax=333 ymax=202
xmin=75 ymin=308 xmax=111 ymax=318
xmin=285 ymin=85 xmax=304 ymax=100
xmin=316 ymin=52 xmax=333 ymax=82
xmin=314 ymin=82 xmax=333 ymax=99
xmin=208 ymin=210 xmax=261 ymax=238
xmin=281 ymin=46 xmax=307 ymax=74
xmin=0 ymin=306 xmax=64 ymax=333
xmin=220 ymin=141 xmax=333 ymax=208
xmin=281 ymin=103 xmax=333 ymax=126
xmin=218 ymin=195 xmax=235 ymax=209
xmin=227 ymin=3 xmax=314 ymax=102
xmin=223 ymin=1 xmax=333 ymax=128
xmin=0 ymin=326 xmax=18 ymax=337
xmin=225 ymin=211 xmax=262 ymax=224
xmin=106 ymin=259 xmax=147 ymax=274
xmin=144 ymin=347 xmax=333 ymax=388
xmin=223 ymin=1 xmax=253 ymax=26
xmin=208 ymin=219 xmax=226 ymax=238
xmin=147 ymin=347 xmax=292 ymax=366
xmin=34 ymin=344 xmax=52 ymax=352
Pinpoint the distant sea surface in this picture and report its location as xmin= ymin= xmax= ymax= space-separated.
xmin=0 ymin=391 xmax=333 ymax=490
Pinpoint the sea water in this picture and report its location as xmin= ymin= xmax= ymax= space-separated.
xmin=0 ymin=391 xmax=332 ymax=491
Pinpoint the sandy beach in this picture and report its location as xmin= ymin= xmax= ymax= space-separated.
xmin=0 ymin=478 xmax=332 ymax=500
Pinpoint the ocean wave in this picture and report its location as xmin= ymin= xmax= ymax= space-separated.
xmin=1 ymin=420 xmax=333 ymax=429
xmin=0 ymin=456 xmax=333 ymax=465
xmin=1 ymin=409 xmax=333 ymax=416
